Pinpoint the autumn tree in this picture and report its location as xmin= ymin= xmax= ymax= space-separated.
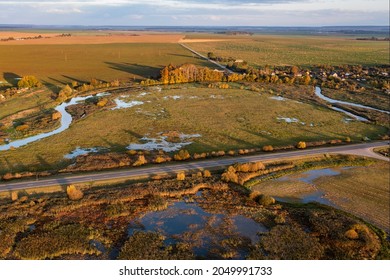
xmin=174 ymin=150 xmax=191 ymax=161
xmin=177 ymin=172 xmax=186 ymax=181
xmin=296 ymin=141 xmax=307 ymax=149
xmin=17 ymin=75 xmax=42 ymax=89
xmin=66 ymin=185 xmax=83 ymax=200
xmin=57 ymin=84 xmax=73 ymax=102
xmin=221 ymin=166 xmax=238 ymax=183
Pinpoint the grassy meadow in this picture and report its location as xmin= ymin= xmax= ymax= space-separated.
xmin=183 ymin=35 xmax=389 ymax=66
xmin=252 ymin=161 xmax=390 ymax=232
xmin=0 ymin=85 xmax=386 ymax=174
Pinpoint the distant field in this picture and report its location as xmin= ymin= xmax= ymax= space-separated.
xmin=0 ymin=33 xmax=184 ymax=45
xmin=183 ymin=35 xmax=389 ymax=66
xmin=0 ymin=85 xmax=385 ymax=174
xmin=0 ymin=42 xmax=211 ymax=85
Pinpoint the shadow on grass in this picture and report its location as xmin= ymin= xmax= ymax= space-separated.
xmin=105 ymin=62 xmax=161 ymax=80
xmin=100 ymin=137 xmax=129 ymax=152
xmin=62 ymin=75 xmax=88 ymax=85
xmin=3 ymin=72 xmax=21 ymax=87
xmin=41 ymin=79 xmax=61 ymax=98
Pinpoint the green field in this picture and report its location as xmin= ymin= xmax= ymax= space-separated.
xmin=253 ymin=161 xmax=390 ymax=232
xmin=0 ymin=85 xmax=386 ymax=174
xmin=185 ymin=35 xmax=389 ymax=66
xmin=0 ymin=43 xmax=211 ymax=85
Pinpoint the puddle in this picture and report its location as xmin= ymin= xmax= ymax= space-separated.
xmin=127 ymin=200 xmax=267 ymax=258
xmin=274 ymin=167 xmax=351 ymax=206
xmin=343 ymin=118 xmax=355 ymax=124
xmin=111 ymin=99 xmax=144 ymax=110
xmin=90 ymin=240 xmax=106 ymax=254
xmin=127 ymin=133 xmax=201 ymax=152
xmin=210 ymin=95 xmax=224 ymax=99
xmin=260 ymin=130 xmax=272 ymax=135
xmin=163 ymin=95 xmax=181 ymax=100
xmin=269 ymin=96 xmax=286 ymax=101
xmin=64 ymin=147 xmax=108 ymax=159
xmin=138 ymin=92 xmax=150 ymax=97
xmin=277 ymin=117 xmax=306 ymax=125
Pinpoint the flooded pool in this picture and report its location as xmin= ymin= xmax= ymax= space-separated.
xmin=64 ymin=147 xmax=109 ymax=159
xmin=127 ymin=133 xmax=201 ymax=152
xmin=273 ymin=167 xmax=350 ymax=206
xmin=127 ymin=199 xmax=267 ymax=259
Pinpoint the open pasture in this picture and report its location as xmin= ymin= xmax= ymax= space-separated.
xmin=183 ymin=34 xmax=389 ymax=66
xmin=0 ymin=86 xmax=385 ymax=174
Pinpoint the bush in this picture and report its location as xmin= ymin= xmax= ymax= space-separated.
xmin=16 ymin=124 xmax=29 ymax=131
xmin=249 ymin=162 xmax=265 ymax=172
xmin=11 ymin=191 xmax=18 ymax=201
xmin=133 ymin=155 xmax=147 ymax=166
xmin=127 ymin=150 xmax=138 ymax=156
xmin=110 ymin=79 xmax=120 ymax=87
xmin=203 ymin=170 xmax=212 ymax=177
xmin=329 ymin=139 xmax=342 ymax=145
xmin=262 ymin=145 xmax=274 ymax=152
xmin=51 ymin=111 xmax=62 ymax=120
xmin=118 ymin=231 xmax=193 ymax=260
xmin=177 ymin=172 xmax=186 ymax=181
xmin=57 ymin=84 xmax=73 ymax=101
xmin=154 ymin=156 xmax=167 ymax=163
xmin=97 ymin=98 xmax=108 ymax=107
xmin=227 ymin=150 xmax=235 ymax=156
xmin=274 ymin=214 xmax=286 ymax=224
xmin=234 ymin=162 xmax=265 ymax=172
xmin=238 ymin=149 xmax=249 ymax=155
xmin=296 ymin=141 xmax=307 ymax=149
xmin=193 ymin=153 xmax=207 ymax=159
xmin=174 ymin=150 xmax=191 ymax=161
xmin=235 ymin=163 xmax=250 ymax=172
xmin=345 ymin=229 xmax=359 ymax=240
xmin=257 ymin=194 xmax=275 ymax=206
xmin=345 ymin=137 xmax=351 ymax=143
xmin=66 ymin=185 xmax=83 ymax=200
xmin=148 ymin=195 xmax=168 ymax=211
xmin=221 ymin=166 xmax=238 ymax=183
xmin=17 ymin=75 xmax=42 ymax=88
xmin=256 ymin=225 xmax=324 ymax=260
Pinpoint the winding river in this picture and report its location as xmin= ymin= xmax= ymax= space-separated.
xmin=314 ymin=87 xmax=390 ymax=116
xmin=0 ymin=93 xmax=106 ymax=151
xmin=0 ymin=87 xmax=387 ymax=151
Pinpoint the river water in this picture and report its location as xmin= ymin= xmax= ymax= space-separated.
xmin=0 ymin=92 xmax=145 ymax=151
xmin=314 ymin=87 xmax=389 ymax=119
xmin=0 ymin=94 xmax=98 ymax=151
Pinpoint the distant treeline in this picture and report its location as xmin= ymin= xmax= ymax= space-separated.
xmin=356 ymin=37 xmax=389 ymax=41
xmin=139 ymin=62 xmax=389 ymax=93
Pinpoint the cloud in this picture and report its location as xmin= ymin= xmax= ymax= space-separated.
xmin=0 ymin=0 xmax=388 ymax=25
xmin=44 ymin=7 xmax=83 ymax=14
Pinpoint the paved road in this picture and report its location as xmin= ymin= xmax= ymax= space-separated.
xmin=0 ymin=141 xmax=388 ymax=192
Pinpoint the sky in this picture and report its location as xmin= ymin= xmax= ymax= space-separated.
xmin=0 ymin=0 xmax=388 ymax=26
